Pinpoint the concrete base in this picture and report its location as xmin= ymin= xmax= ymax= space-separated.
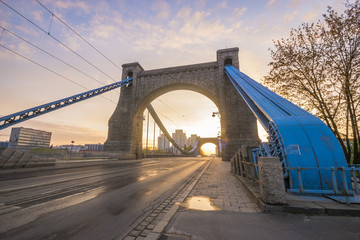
xmin=258 ymin=157 xmax=286 ymax=205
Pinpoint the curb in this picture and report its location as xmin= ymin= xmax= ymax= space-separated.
xmin=235 ymin=174 xmax=360 ymax=216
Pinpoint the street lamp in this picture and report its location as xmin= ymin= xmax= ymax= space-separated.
xmin=70 ymin=140 xmax=74 ymax=160
xmin=212 ymin=112 xmax=220 ymax=119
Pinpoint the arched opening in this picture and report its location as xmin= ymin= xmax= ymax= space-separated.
xmin=224 ymin=58 xmax=232 ymax=66
xmin=201 ymin=143 xmax=217 ymax=156
xmin=127 ymin=71 xmax=133 ymax=78
xmin=141 ymin=90 xmax=221 ymax=156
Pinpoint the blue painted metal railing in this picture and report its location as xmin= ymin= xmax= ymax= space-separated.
xmin=224 ymin=65 xmax=352 ymax=194
xmin=0 ymin=78 xmax=132 ymax=130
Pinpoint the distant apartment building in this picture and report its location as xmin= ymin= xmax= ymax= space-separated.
xmin=158 ymin=134 xmax=170 ymax=152
xmin=85 ymin=144 xmax=104 ymax=151
xmin=187 ymin=134 xmax=198 ymax=149
xmin=172 ymin=129 xmax=187 ymax=154
xmin=8 ymin=127 xmax=51 ymax=150
xmin=58 ymin=145 xmax=85 ymax=152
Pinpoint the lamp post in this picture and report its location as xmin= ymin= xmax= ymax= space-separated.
xmin=70 ymin=140 xmax=74 ymax=160
xmin=212 ymin=112 xmax=222 ymax=157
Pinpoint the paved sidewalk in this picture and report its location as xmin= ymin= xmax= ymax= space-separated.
xmin=185 ymin=157 xmax=260 ymax=212
xmin=160 ymin=158 xmax=360 ymax=240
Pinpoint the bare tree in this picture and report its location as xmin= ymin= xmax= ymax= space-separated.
xmin=264 ymin=1 xmax=360 ymax=164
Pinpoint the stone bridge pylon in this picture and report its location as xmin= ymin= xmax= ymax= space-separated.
xmin=104 ymin=48 xmax=260 ymax=161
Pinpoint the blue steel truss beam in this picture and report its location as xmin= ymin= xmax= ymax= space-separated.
xmin=0 ymin=78 xmax=132 ymax=130
xmin=224 ymin=65 xmax=350 ymax=192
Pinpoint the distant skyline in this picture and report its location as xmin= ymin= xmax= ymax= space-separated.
xmin=0 ymin=0 xmax=351 ymax=146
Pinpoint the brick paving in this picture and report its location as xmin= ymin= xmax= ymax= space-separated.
xmin=186 ymin=157 xmax=260 ymax=212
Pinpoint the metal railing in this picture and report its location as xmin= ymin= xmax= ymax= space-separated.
xmin=285 ymin=166 xmax=360 ymax=196
xmin=231 ymin=148 xmax=360 ymax=204
xmin=231 ymin=148 xmax=259 ymax=183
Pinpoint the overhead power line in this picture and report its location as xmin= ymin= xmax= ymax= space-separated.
xmin=0 ymin=0 xmax=118 ymax=83
xmin=35 ymin=0 xmax=122 ymax=71
xmin=0 ymin=26 xmax=119 ymax=93
xmin=0 ymin=43 xmax=116 ymax=104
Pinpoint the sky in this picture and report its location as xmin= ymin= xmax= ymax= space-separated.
xmin=0 ymin=0 xmax=351 ymax=148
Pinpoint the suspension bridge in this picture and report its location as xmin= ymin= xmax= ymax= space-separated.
xmin=1 ymin=47 xmax=359 ymax=202
xmin=0 ymin=0 xmax=359 ymax=203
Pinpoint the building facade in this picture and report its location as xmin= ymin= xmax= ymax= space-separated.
xmin=187 ymin=134 xmax=198 ymax=149
xmin=157 ymin=134 xmax=170 ymax=152
xmin=172 ymin=129 xmax=187 ymax=154
xmin=85 ymin=144 xmax=104 ymax=151
xmin=8 ymin=127 xmax=51 ymax=150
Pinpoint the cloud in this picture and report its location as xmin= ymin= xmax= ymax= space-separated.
xmin=232 ymin=7 xmax=247 ymax=18
xmin=302 ymin=9 xmax=319 ymax=22
xmin=152 ymin=0 xmax=171 ymax=19
xmin=267 ymin=0 xmax=276 ymax=7
xmin=216 ymin=1 xmax=228 ymax=9
xmin=51 ymin=0 xmax=90 ymax=13
xmin=31 ymin=11 xmax=43 ymax=22
xmin=289 ymin=0 xmax=300 ymax=9
xmin=283 ymin=11 xmax=298 ymax=22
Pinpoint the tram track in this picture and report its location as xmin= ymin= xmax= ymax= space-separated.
xmin=0 ymin=161 xmax=159 ymax=194
xmin=0 ymin=159 xmax=198 ymax=214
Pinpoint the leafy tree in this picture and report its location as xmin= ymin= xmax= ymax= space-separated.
xmin=264 ymin=1 xmax=360 ymax=163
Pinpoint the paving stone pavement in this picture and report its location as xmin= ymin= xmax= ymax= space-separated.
xmin=186 ymin=157 xmax=260 ymax=212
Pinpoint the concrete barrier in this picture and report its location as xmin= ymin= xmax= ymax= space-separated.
xmin=258 ymin=157 xmax=286 ymax=205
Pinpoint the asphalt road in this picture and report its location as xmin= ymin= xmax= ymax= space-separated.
xmin=0 ymin=157 xmax=208 ymax=240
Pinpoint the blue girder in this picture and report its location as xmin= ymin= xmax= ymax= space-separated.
xmin=0 ymin=78 xmax=132 ymax=130
xmin=224 ymin=65 xmax=350 ymax=192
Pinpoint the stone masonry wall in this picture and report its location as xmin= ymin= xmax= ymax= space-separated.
xmin=104 ymin=48 xmax=259 ymax=160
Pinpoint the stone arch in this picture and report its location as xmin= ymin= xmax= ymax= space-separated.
xmin=195 ymin=138 xmax=220 ymax=156
xmin=137 ymin=83 xmax=221 ymax=117
xmin=104 ymin=48 xmax=260 ymax=160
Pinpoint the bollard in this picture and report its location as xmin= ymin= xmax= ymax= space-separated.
xmin=258 ymin=157 xmax=286 ymax=204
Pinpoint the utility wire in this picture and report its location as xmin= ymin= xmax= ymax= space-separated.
xmin=0 ymin=26 xmax=119 ymax=93
xmin=35 ymin=0 xmax=122 ymax=71
xmin=157 ymin=98 xmax=190 ymax=127
xmin=0 ymin=0 xmax=118 ymax=83
xmin=0 ymin=43 xmax=117 ymax=104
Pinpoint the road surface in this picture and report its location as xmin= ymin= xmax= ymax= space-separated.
xmin=0 ymin=157 xmax=208 ymax=240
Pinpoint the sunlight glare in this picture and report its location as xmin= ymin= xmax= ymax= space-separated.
xmin=201 ymin=143 xmax=217 ymax=156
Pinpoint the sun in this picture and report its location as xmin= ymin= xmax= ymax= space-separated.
xmin=201 ymin=143 xmax=217 ymax=156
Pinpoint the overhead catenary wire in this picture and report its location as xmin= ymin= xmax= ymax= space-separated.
xmin=0 ymin=26 xmax=119 ymax=93
xmin=157 ymin=98 xmax=191 ymax=127
xmin=0 ymin=0 xmax=118 ymax=83
xmin=34 ymin=0 xmax=122 ymax=71
xmin=0 ymin=43 xmax=117 ymax=104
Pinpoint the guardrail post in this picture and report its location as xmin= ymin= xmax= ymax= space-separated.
xmin=238 ymin=149 xmax=243 ymax=176
xmin=258 ymin=157 xmax=286 ymax=204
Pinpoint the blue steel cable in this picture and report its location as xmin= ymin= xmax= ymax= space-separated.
xmin=0 ymin=78 xmax=132 ymax=130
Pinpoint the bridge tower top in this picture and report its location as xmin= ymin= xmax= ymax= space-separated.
xmin=121 ymin=62 xmax=144 ymax=80
xmin=216 ymin=47 xmax=239 ymax=70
